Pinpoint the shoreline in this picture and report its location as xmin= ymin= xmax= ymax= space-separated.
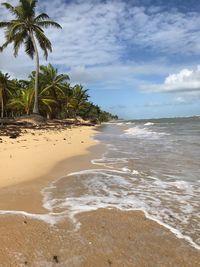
xmin=0 ymin=125 xmax=199 ymax=266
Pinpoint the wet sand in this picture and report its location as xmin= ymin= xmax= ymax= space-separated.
xmin=0 ymin=126 xmax=199 ymax=266
xmin=0 ymin=208 xmax=199 ymax=267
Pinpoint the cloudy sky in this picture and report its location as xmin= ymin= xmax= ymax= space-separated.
xmin=1 ymin=0 xmax=200 ymax=119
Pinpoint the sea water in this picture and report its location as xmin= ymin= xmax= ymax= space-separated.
xmin=43 ymin=116 xmax=200 ymax=250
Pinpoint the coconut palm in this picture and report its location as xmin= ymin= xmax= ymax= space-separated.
xmin=0 ymin=0 xmax=62 ymax=114
xmin=9 ymin=85 xmax=57 ymax=116
xmin=8 ymin=86 xmax=34 ymax=115
xmin=37 ymin=64 xmax=69 ymax=101
xmin=69 ymin=84 xmax=89 ymax=118
xmin=30 ymin=64 xmax=70 ymax=117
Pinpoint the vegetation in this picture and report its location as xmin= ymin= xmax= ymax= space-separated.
xmin=0 ymin=0 xmax=62 ymax=114
xmin=0 ymin=66 xmax=118 ymax=123
xmin=0 ymin=0 xmax=118 ymax=123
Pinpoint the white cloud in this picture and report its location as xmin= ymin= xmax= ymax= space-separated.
xmin=123 ymin=8 xmax=200 ymax=55
xmin=1 ymin=0 xmax=200 ymax=90
xmin=68 ymin=60 xmax=183 ymax=90
xmin=143 ymin=66 xmax=200 ymax=93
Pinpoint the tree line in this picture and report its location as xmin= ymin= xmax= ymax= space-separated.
xmin=0 ymin=65 xmax=118 ymax=122
xmin=0 ymin=0 xmax=118 ymax=123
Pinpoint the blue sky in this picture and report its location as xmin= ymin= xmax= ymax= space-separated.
xmin=1 ymin=0 xmax=200 ymax=119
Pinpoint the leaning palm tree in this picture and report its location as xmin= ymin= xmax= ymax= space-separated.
xmin=0 ymin=0 xmax=62 ymax=114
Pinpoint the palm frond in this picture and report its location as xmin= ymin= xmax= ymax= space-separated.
xmin=55 ymin=74 xmax=70 ymax=83
xmin=30 ymin=0 xmax=37 ymax=11
xmin=8 ymin=99 xmax=24 ymax=108
xmin=36 ymin=20 xmax=62 ymax=29
xmin=0 ymin=40 xmax=11 ymax=52
xmin=34 ymin=28 xmax=52 ymax=59
xmin=13 ymin=30 xmax=27 ymax=56
xmin=0 ymin=21 xmax=12 ymax=28
xmin=2 ymin=2 xmax=23 ymax=19
xmin=24 ymin=35 xmax=35 ymax=58
xmin=34 ymin=13 xmax=50 ymax=22
xmin=40 ymin=84 xmax=53 ymax=95
xmin=1 ymin=3 xmax=16 ymax=16
xmin=6 ymin=22 xmax=25 ymax=40
xmin=54 ymin=85 xmax=66 ymax=96
xmin=20 ymin=0 xmax=36 ymax=18
xmin=40 ymin=97 xmax=56 ymax=112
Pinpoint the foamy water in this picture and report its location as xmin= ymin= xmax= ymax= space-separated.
xmin=41 ymin=117 xmax=200 ymax=250
xmin=0 ymin=117 xmax=200 ymax=251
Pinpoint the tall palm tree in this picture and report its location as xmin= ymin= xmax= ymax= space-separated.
xmin=0 ymin=0 xmax=62 ymax=114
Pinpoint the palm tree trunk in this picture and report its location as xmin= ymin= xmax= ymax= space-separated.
xmin=30 ymin=31 xmax=39 ymax=114
xmin=1 ymin=97 xmax=4 ymax=119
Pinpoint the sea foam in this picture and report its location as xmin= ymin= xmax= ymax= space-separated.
xmin=124 ymin=126 xmax=167 ymax=139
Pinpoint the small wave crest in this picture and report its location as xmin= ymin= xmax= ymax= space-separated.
xmin=124 ymin=126 xmax=167 ymax=139
xmin=144 ymin=122 xmax=154 ymax=126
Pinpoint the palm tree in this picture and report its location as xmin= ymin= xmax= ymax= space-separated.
xmin=8 ymin=86 xmax=34 ymax=115
xmin=9 ymin=85 xmax=57 ymax=116
xmin=69 ymin=84 xmax=89 ymax=118
xmin=0 ymin=0 xmax=62 ymax=114
xmin=30 ymin=64 xmax=70 ymax=117
xmin=0 ymin=72 xmax=12 ymax=118
xmin=37 ymin=64 xmax=69 ymax=101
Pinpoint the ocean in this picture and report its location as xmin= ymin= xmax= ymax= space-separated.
xmin=43 ymin=116 xmax=200 ymax=250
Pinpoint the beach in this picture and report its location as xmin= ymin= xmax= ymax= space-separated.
xmin=0 ymin=125 xmax=97 ymax=189
xmin=0 ymin=123 xmax=200 ymax=266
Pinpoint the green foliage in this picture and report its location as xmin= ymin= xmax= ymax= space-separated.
xmin=0 ymin=0 xmax=62 ymax=114
xmin=0 ymin=71 xmax=13 ymax=118
xmin=8 ymin=86 xmax=34 ymax=115
xmin=0 ymin=1 xmax=117 ymax=121
xmin=0 ymin=65 xmax=118 ymax=122
xmin=0 ymin=0 xmax=61 ymax=59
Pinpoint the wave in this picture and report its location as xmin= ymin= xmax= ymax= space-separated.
xmin=41 ymin=167 xmax=200 ymax=250
xmin=0 ymin=121 xmax=199 ymax=254
xmin=115 ymin=122 xmax=124 ymax=125
xmin=0 ymin=165 xmax=199 ymax=251
xmin=144 ymin=122 xmax=154 ymax=126
xmin=124 ymin=126 xmax=167 ymax=139
xmin=125 ymin=122 xmax=134 ymax=125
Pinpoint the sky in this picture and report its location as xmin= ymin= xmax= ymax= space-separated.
xmin=1 ymin=0 xmax=200 ymax=119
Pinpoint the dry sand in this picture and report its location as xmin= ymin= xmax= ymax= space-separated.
xmin=0 ymin=125 xmax=97 ymax=189
xmin=0 ymin=125 xmax=199 ymax=267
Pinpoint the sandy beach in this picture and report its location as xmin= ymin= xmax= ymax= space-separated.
xmin=0 ymin=125 xmax=199 ymax=267
xmin=1 ymin=0 xmax=200 ymax=265
xmin=0 ymin=125 xmax=97 ymax=189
